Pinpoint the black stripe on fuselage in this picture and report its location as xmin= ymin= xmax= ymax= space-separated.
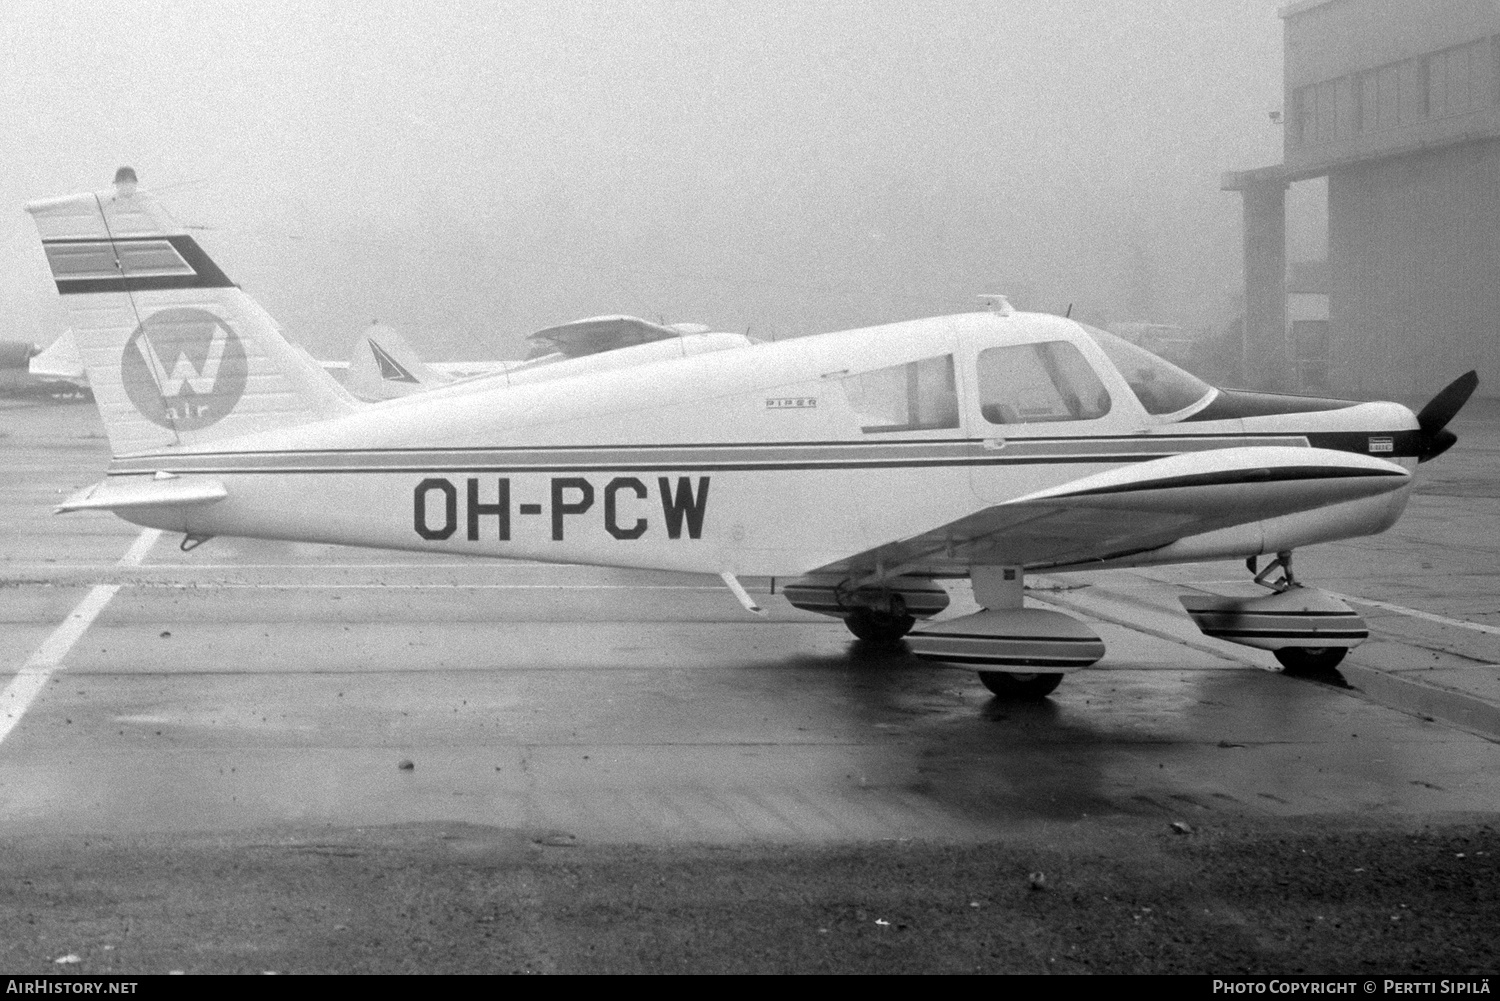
xmin=1306 ymin=429 xmax=1422 ymax=457
xmin=44 ymin=235 xmax=235 ymax=294
xmin=1185 ymin=388 xmax=1360 ymax=421
xmin=1058 ymin=465 xmax=1407 ymax=498
xmin=105 ymin=429 xmax=1421 ymax=477
xmin=106 ymin=456 xmax=1176 ymax=476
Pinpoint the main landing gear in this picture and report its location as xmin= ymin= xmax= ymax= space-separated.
xmin=1250 ymin=551 xmax=1349 ymax=673
xmin=781 ymin=568 xmax=1104 ymax=700
xmin=780 ymin=577 xmax=947 ymax=644
xmin=1182 ymin=550 xmax=1369 ymax=675
xmin=976 ymin=670 xmax=1065 ymax=698
xmin=843 ymin=603 xmax=917 ymax=643
xmin=906 ymin=566 xmax=1104 ymax=700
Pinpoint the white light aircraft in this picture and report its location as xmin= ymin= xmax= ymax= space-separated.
xmin=29 ymin=170 xmax=1478 ymax=700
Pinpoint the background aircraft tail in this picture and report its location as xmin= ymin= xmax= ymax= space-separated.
xmin=345 ymin=322 xmax=453 ymax=400
xmin=28 ymin=329 xmax=85 ymax=382
xmin=25 ymin=169 xmax=356 ymax=457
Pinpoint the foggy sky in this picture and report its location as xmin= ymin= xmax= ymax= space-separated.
xmin=0 ymin=0 xmax=1305 ymax=360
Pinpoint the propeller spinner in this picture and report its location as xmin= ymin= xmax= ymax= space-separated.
xmin=1414 ymin=370 xmax=1479 ymax=462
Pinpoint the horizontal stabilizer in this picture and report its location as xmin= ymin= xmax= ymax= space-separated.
xmin=57 ymin=475 xmax=227 ymax=513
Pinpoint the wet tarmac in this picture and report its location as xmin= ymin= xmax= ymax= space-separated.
xmin=3 ymin=398 xmax=1497 ymax=847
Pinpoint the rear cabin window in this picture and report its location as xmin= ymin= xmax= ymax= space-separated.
xmin=977 ymin=341 xmax=1111 ymax=424
xmin=842 ymin=354 xmax=959 ymax=433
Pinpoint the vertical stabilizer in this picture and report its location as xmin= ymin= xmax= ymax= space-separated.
xmin=28 ymin=330 xmax=85 ymax=381
xmin=26 ymin=170 xmax=356 ymax=456
xmin=345 ymin=322 xmax=453 ymax=400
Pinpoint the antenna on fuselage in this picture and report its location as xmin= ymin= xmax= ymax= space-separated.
xmin=978 ymin=293 xmax=1014 ymax=317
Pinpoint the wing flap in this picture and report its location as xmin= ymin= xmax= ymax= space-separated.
xmin=57 ymin=475 xmax=227 ymax=513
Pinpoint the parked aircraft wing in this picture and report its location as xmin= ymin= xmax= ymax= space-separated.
xmin=809 ymin=446 xmax=1412 ymax=579
xmin=526 ymin=315 xmax=680 ymax=359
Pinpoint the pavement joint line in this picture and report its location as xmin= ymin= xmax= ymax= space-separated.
xmin=1322 ymin=591 xmax=1500 ymax=637
xmin=1128 ymin=575 xmax=1500 ymax=638
xmin=0 ymin=528 xmax=160 ymax=746
xmin=1048 ymin=574 xmax=1500 ymax=741
xmin=100 ymin=583 xmax=739 ymax=591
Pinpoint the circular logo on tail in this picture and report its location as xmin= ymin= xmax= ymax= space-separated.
xmin=121 ymin=307 xmax=248 ymax=431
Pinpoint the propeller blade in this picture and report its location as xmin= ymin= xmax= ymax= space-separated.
xmin=1416 ymin=370 xmax=1478 ymax=436
xmin=1418 ymin=428 xmax=1457 ymax=464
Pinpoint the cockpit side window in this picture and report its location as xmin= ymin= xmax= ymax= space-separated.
xmin=842 ymin=354 xmax=960 ymax=433
xmin=1078 ymin=324 xmax=1213 ymax=417
xmin=977 ymin=341 xmax=1111 ymax=424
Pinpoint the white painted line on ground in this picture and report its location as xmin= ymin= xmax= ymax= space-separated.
xmin=0 ymin=528 xmax=161 ymax=746
xmin=1107 ymin=575 xmax=1500 ymax=639
xmin=101 ymin=583 xmax=745 ymax=591
xmin=3 ymin=562 xmax=560 ymax=571
xmin=1323 ymin=591 xmax=1500 ymax=637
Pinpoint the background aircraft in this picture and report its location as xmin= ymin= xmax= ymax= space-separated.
xmin=343 ymin=317 xmax=739 ymax=401
xmin=28 ymin=173 xmax=1476 ymax=701
xmin=0 ymin=332 xmax=90 ymax=398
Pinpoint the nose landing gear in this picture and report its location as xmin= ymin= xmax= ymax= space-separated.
xmin=1183 ymin=550 xmax=1367 ymax=674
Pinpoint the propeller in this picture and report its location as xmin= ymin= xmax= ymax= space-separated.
xmin=1414 ymin=370 xmax=1479 ymax=462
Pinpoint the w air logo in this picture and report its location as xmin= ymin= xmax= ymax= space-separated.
xmin=121 ymin=307 xmax=249 ymax=431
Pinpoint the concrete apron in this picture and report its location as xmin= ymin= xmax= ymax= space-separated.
xmin=1027 ymin=572 xmax=1500 ymax=744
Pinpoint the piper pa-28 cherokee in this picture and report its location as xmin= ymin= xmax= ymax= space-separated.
xmin=29 ymin=170 xmax=1478 ymax=700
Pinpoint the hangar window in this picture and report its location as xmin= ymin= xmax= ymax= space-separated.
xmin=977 ymin=341 xmax=1110 ymax=424
xmin=842 ymin=354 xmax=959 ymax=433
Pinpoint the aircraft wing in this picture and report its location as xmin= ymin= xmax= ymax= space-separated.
xmin=807 ymin=446 xmax=1411 ymax=578
xmin=526 ymin=315 xmax=680 ymax=359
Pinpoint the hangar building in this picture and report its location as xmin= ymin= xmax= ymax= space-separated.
xmin=1225 ymin=0 xmax=1500 ymax=400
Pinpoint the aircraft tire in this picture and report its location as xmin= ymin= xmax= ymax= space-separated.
xmin=844 ymin=608 xmax=916 ymax=643
xmin=1273 ymin=646 xmax=1348 ymax=673
xmin=977 ymin=671 xmax=1065 ymax=698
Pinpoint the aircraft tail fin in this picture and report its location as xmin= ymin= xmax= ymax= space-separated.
xmin=345 ymin=322 xmax=453 ymax=400
xmin=25 ymin=170 xmax=357 ymax=457
xmin=28 ymin=329 xmax=85 ymax=382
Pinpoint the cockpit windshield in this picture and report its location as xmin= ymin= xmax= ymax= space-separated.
xmin=1078 ymin=324 xmax=1214 ymax=417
